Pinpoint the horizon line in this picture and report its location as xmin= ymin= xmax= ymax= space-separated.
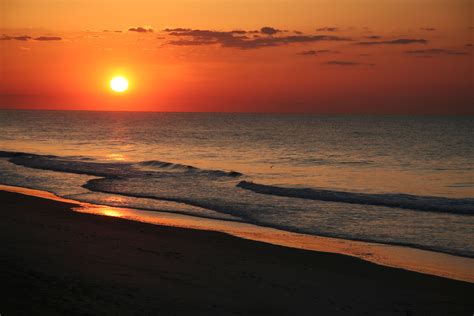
xmin=0 ymin=108 xmax=473 ymax=116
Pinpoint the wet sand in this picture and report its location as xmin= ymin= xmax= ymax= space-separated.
xmin=1 ymin=190 xmax=473 ymax=315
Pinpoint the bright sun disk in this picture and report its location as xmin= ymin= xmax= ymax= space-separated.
xmin=110 ymin=76 xmax=128 ymax=92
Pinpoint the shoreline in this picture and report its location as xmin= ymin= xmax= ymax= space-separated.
xmin=1 ymin=188 xmax=473 ymax=314
xmin=1 ymin=184 xmax=473 ymax=283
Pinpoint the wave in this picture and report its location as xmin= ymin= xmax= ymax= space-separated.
xmin=9 ymin=154 xmax=132 ymax=178
xmin=1 ymin=151 xmax=242 ymax=179
xmin=138 ymin=160 xmax=242 ymax=177
xmin=237 ymin=181 xmax=474 ymax=215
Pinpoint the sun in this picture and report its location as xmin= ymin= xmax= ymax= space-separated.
xmin=110 ymin=76 xmax=129 ymax=93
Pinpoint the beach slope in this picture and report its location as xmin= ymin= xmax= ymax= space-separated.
xmin=1 ymin=190 xmax=473 ymax=315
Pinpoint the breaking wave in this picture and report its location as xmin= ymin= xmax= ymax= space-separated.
xmin=1 ymin=151 xmax=242 ymax=179
xmin=237 ymin=181 xmax=474 ymax=215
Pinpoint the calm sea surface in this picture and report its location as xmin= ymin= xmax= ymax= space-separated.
xmin=0 ymin=110 xmax=473 ymax=257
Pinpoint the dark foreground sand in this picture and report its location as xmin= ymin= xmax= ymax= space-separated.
xmin=1 ymin=191 xmax=473 ymax=315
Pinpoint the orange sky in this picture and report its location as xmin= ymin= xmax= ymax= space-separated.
xmin=1 ymin=0 xmax=473 ymax=113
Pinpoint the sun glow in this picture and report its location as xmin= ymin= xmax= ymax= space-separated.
xmin=110 ymin=76 xmax=129 ymax=93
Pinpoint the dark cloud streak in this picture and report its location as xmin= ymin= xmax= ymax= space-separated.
xmin=128 ymin=27 xmax=153 ymax=33
xmin=34 ymin=36 xmax=62 ymax=41
xmin=0 ymin=35 xmax=31 ymax=41
xmin=260 ymin=27 xmax=281 ymax=35
xmin=316 ymin=27 xmax=339 ymax=32
xmin=2 ymin=35 xmax=62 ymax=41
xmin=297 ymin=49 xmax=340 ymax=56
xmin=365 ymin=35 xmax=382 ymax=39
xmin=355 ymin=38 xmax=427 ymax=45
xmin=324 ymin=60 xmax=375 ymax=66
xmin=163 ymin=28 xmax=191 ymax=32
xmin=406 ymin=48 xmax=469 ymax=56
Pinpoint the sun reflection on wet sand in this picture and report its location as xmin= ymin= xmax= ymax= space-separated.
xmin=1 ymin=184 xmax=473 ymax=283
xmin=100 ymin=208 xmax=123 ymax=217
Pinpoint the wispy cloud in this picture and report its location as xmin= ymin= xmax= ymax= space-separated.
xmin=34 ymin=36 xmax=62 ymax=41
xmin=316 ymin=27 xmax=339 ymax=32
xmin=324 ymin=60 xmax=375 ymax=66
xmin=163 ymin=28 xmax=192 ymax=32
xmin=419 ymin=27 xmax=436 ymax=31
xmin=231 ymin=30 xmax=247 ymax=35
xmin=1 ymin=35 xmax=32 ymax=41
xmin=355 ymin=38 xmax=427 ymax=45
xmin=365 ymin=35 xmax=382 ymax=39
xmin=405 ymin=48 xmax=469 ymax=56
xmin=1 ymin=35 xmax=62 ymax=41
xmin=297 ymin=49 xmax=340 ymax=56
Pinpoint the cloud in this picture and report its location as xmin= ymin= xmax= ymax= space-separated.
xmin=15 ymin=36 xmax=32 ymax=41
xmin=298 ymin=50 xmax=317 ymax=56
xmin=128 ymin=26 xmax=153 ymax=33
xmin=365 ymin=35 xmax=382 ymax=39
xmin=297 ymin=49 xmax=339 ymax=56
xmin=412 ymin=55 xmax=434 ymax=59
xmin=355 ymin=38 xmax=427 ymax=45
xmin=324 ymin=60 xmax=375 ymax=66
xmin=1 ymin=35 xmax=32 ymax=41
xmin=260 ymin=27 xmax=281 ymax=35
xmin=2 ymin=35 xmax=62 ymax=41
xmin=103 ymin=30 xmax=122 ymax=33
xmin=420 ymin=27 xmax=436 ymax=31
xmin=324 ymin=60 xmax=359 ymax=66
xmin=167 ymin=29 xmax=234 ymax=46
xmin=316 ymin=27 xmax=339 ymax=32
xmin=166 ymin=28 xmax=350 ymax=49
xmin=405 ymin=48 xmax=469 ymax=56
xmin=168 ymin=39 xmax=214 ymax=46
xmin=34 ymin=36 xmax=62 ymax=41
xmin=163 ymin=28 xmax=191 ymax=32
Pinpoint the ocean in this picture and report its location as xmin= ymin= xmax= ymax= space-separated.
xmin=0 ymin=110 xmax=473 ymax=257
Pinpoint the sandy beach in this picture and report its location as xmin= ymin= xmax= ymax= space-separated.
xmin=1 ymin=190 xmax=473 ymax=315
